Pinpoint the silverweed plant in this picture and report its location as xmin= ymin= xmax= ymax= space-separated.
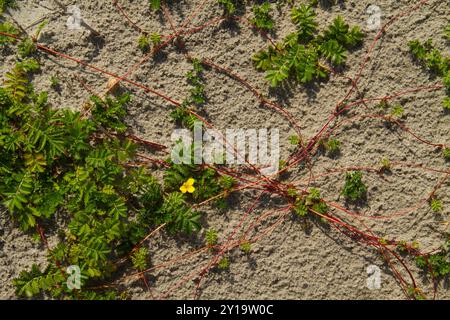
xmin=253 ymin=5 xmax=363 ymax=87
xmin=0 ymin=0 xmax=448 ymax=301
xmin=341 ymin=171 xmax=367 ymax=202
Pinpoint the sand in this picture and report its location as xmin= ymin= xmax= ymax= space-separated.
xmin=0 ymin=0 xmax=449 ymax=300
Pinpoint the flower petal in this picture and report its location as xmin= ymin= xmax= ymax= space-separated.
xmin=187 ymin=178 xmax=195 ymax=186
xmin=187 ymin=186 xmax=195 ymax=193
xmin=180 ymin=185 xmax=188 ymax=193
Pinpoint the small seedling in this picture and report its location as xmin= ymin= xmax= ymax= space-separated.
xmin=294 ymin=187 xmax=328 ymax=217
xmin=390 ymin=104 xmax=404 ymax=118
xmin=205 ymin=228 xmax=218 ymax=247
xmin=443 ymin=97 xmax=450 ymax=110
xmin=170 ymin=105 xmax=198 ymax=129
xmin=50 ymin=76 xmax=60 ymax=89
xmin=396 ymin=241 xmax=409 ymax=253
xmin=289 ymin=135 xmax=301 ymax=146
xmin=219 ymin=175 xmax=235 ymax=191
xmin=341 ymin=171 xmax=367 ymax=202
xmin=218 ymin=256 xmax=230 ymax=270
xmin=376 ymin=99 xmax=389 ymax=111
xmin=430 ymin=198 xmax=443 ymax=213
xmin=287 ymin=187 xmax=298 ymax=198
xmin=279 ymin=159 xmax=287 ymax=170
xmin=407 ymin=287 xmax=426 ymax=300
xmin=131 ymin=247 xmax=149 ymax=271
xmin=251 ymin=2 xmax=274 ymax=31
xmin=380 ymin=158 xmax=391 ymax=172
xmin=150 ymin=32 xmax=162 ymax=46
xmin=33 ymin=19 xmax=48 ymax=41
xmin=240 ymin=241 xmax=251 ymax=253
xmin=324 ymin=138 xmax=340 ymax=156
xmin=443 ymin=148 xmax=450 ymax=160
xmin=138 ymin=34 xmax=150 ymax=52
xmin=218 ymin=0 xmax=237 ymax=14
xmin=149 ymin=0 xmax=161 ymax=11
xmin=185 ymin=59 xmax=206 ymax=106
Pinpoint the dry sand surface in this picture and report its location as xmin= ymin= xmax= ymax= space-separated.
xmin=0 ymin=0 xmax=449 ymax=299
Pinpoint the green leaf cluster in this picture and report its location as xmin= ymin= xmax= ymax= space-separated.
xmin=408 ymin=33 xmax=450 ymax=113
xmin=416 ymin=251 xmax=450 ymax=278
xmin=0 ymin=60 xmax=209 ymax=299
xmin=251 ymin=2 xmax=274 ymax=31
xmin=0 ymin=21 xmax=18 ymax=46
xmin=185 ymin=59 xmax=206 ymax=106
xmin=164 ymin=161 xmax=233 ymax=203
xmin=253 ymin=5 xmax=364 ymax=87
xmin=294 ymin=187 xmax=328 ymax=217
xmin=341 ymin=171 xmax=367 ymax=202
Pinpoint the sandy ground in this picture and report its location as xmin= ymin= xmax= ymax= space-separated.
xmin=0 ymin=0 xmax=449 ymax=299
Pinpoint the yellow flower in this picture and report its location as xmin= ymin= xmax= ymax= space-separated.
xmin=180 ymin=178 xmax=195 ymax=194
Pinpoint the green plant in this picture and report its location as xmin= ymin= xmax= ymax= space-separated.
xmin=341 ymin=171 xmax=367 ymax=202
xmin=185 ymin=59 xmax=206 ymax=106
xmin=149 ymin=0 xmax=161 ymax=11
xmin=253 ymin=6 xmax=363 ymax=87
xmin=319 ymin=39 xmax=347 ymax=65
xmin=157 ymin=192 xmax=202 ymax=234
xmin=218 ymin=0 xmax=238 ymax=14
xmin=430 ymin=198 xmax=443 ymax=213
xmin=323 ymin=138 xmax=340 ymax=156
xmin=18 ymin=38 xmax=36 ymax=58
xmin=218 ymin=256 xmax=230 ymax=270
xmin=294 ymin=187 xmax=328 ymax=217
xmin=3 ymin=59 xmax=39 ymax=101
xmin=138 ymin=34 xmax=150 ymax=52
xmin=0 ymin=0 xmax=16 ymax=16
xmin=240 ymin=241 xmax=251 ymax=253
xmin=170 ymin=60 xmax=207 ymax=129
xmin=291 ymin=4 xmax=317 ymax=41
xmin=390 ymin=104 xmax=404 ymax=118
xmin=443 ymin=148 xmax=450 ymax=160
xmin=150 ymin=32 xmax=161 ymax=46
xmin=205 ymin=228 xmax=218 ymax=246
xmin=34 ymin=19 xmax=48 ymax=40
xmin=289 ymin=135 xmax=301 ymax=145
xmin=164 ymin=161 xmax=229 ymax=203
xmin=17 ymin=20 xmax=48 ymax=58
xmin=380 ymin=158 xmax=391 ymax=172
xmin=408 ymin=36 xmax=450 ymax=111
xmin=251 ymin=2 xmax=274 ymax=31
xmin=90 ymin=93 xmax=130 ymax=133
xmin=416 ymin=247 xmax=450 ymax=278
xmin=0 ymin=22 xmax=18 ymax=45
xmin=13 ymin=264 xmax=66 ymax=298
xmin=131 ymin=247 xmax=149 ymax=271
xmin=50 ymin=75 xmax=60 ymax=89
xmin=443 ymin=97 xmax=450 ymax=110
xmin=0 ymin=58 xmax=211 ymax=298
